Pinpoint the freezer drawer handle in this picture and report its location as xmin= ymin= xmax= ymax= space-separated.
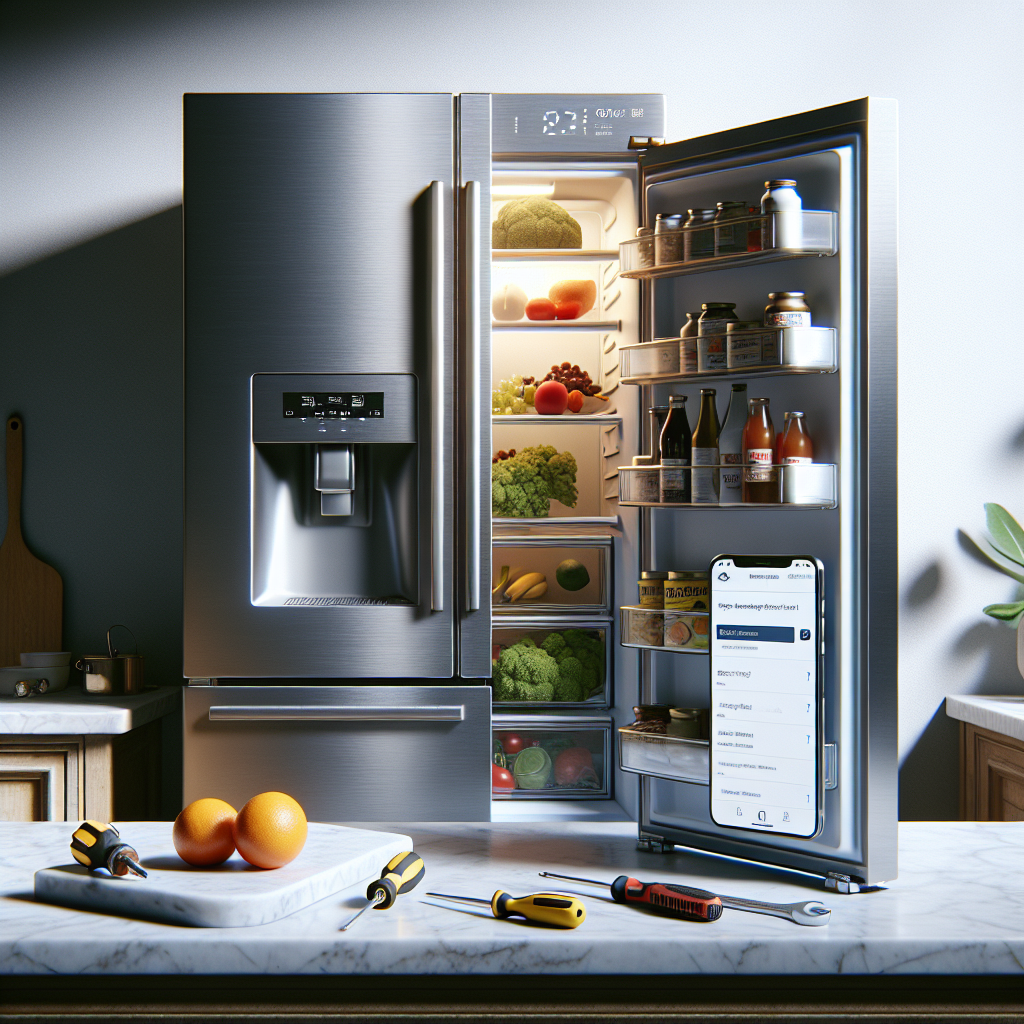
xmin=208 ymin=705 xmax=465 ymax=722
xmin=428 ymin=179 xmax=445 ymax=613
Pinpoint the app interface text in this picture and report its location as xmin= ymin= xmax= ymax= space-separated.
xmin=710 ymin=560 xmax=820 ymax=837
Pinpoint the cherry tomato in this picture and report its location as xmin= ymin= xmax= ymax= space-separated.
xmin=534 ymin=380 xmax=568 ymax=415
xmin=525 ymin=298 xmax=557 ymax=320
xmin=554 ymin=300 xmax=583 ymax=320
xmin=500 ymin=732 xmax=525 ymax=755
xmin=492 ymin=762 xmax=516 ymax=789
xmin=566 ymin=390 xmax=585 ymax=413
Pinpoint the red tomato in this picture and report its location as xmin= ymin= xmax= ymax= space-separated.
xmin=500 ymin=732 xmax=524 ymax=755
xmin=534 ymin=380 xmax=568 ymax=415
xmin=492 ymin=763 xmax=515 ymax=789
xmin=554 ymin=300 xmax=583 ymax=320
xmin=566 ymin=390 xmax=585 ymax=413
xmin=525 ymin=298 xmax=557 ymax=320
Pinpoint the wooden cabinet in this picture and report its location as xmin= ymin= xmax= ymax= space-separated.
xmin=960 ymin=722 xmax=1024 ymax=821
xmin=0 ymin=719 xmax=162 ymax=822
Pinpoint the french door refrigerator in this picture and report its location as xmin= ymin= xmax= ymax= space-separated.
xmin=184 ymin=93 xmax=897 ymax=887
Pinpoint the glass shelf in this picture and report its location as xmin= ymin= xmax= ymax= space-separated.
xmin=619 ymin=729 xmax=709 ymax=786
xmin=494 ymin=249 xmax=619 ymax=262
xmin=617 ymin=463 xmax=837 ymax=509
xmin=494 ymin=413 xmax=622 ymax=424
xmin=620 ymin=606 xmax=709 ymax=653
xmin=619 ymin=211 xmax=837 ymax=279
xmin=619 ymin=327 xmax=837 ymax=384
xmin=493 ymin=320 xmax=621 ymax=332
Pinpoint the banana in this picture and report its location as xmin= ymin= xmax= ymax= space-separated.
xmin=492 ymin=565 xmax=527 ymax=602
xmin=519 ymin=580 xmax=548 ymax=601
xmin=506 ymin=572 xmax=547 ymax=602
xmin=491 ymin=565 xmax=510 ymax=597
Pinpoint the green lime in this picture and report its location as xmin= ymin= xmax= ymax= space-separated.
xmin=513 ymin=746 xmax=552 ymax=789
xmin=555 ymin=559 xmax=590 ymax=592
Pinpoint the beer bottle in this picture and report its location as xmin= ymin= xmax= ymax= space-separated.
xmin=742 ymin=397 xmax=779 ymax=503
xmin=691 ymin=388 xmax=721 ymax=504
xmin=718 ymin=383 xmax=747 ymax=503
xmin=781 ymin=411 xmax=814 ymax=463
xmin=659 ymin=394 xmax=691 ymax=503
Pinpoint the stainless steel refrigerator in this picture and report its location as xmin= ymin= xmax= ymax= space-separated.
xmin=183 ymin=93 xmax=897 ymax=886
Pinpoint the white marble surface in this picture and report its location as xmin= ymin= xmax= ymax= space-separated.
xmin=0 ymin=685 xmax=179 ymax=735
xmin=34 ymin=822 xmax=410 ymax=927
xmin=946 ymin=694 xmax=1024 ymax=743
xmin=2 ymin=820 xmax=1023 ymax=975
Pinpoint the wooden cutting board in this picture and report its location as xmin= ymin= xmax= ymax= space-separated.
xmin=0 ymin=415 xmax=62 ymax=667
xmin=34 ymin=821 xmax=412 ymax=927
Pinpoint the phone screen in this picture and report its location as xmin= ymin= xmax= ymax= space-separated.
xmin=708 ymin=556 xmax=823 ymax=839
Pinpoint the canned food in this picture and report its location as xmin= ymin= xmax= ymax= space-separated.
xmin=684 ymin=208 xmax=716 ymax=261
xmin=654 ymin=213 xmax=686 ymax=265
xmin=698 ymin=302 xmax=739 ymax=335
xmin=635 ymin=226 xmax=655 ymax=268
xmin=664 ymin=571 xmax=709 ymax=612
xmin=664 ymin=611 xmax=709 ymax=649
xmin=628 ymin=610 xmax=664 ymax=647
xmin=639 ymin=571 xmax=668 ymax=608
xmin=667 ymin=707 xmax=709 ymax=739
xmin=764 ymin=291 xmax=812 ymax=328
xmin=725 ymin=320 xmax=770 ymax=369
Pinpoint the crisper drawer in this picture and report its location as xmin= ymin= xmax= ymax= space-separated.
xmin=618 ymin=728 xmax=709 ymax=786
xmin=183 ymin=686 xmax=491 ymax=822
xmin=492 ymin=714 xmax=611 ymax=800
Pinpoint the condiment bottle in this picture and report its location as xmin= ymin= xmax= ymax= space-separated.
xmin=742 ymin=397 xmax=779 ymax=503
xmin=654 ymin=213 xmax=686 ymax=265
xmin=775 ymin=411 xmax=791 ymax=464
xmin=764 ymin=291 xmax=812 ymax=328
xmin=782 ymin=411 xmax=814 ymax=464
xmin=679 ymin=311 xmax=703 ymax=374
xmin=683 ymin=208 xmax=716 ymax=261
xmin=718 ymin=383 xmax=747 ymax=502
xmin=659 ymin=394 xmax=691 ymax=503
xmin=761 ymin=179 xmax=803 ymax=250
xmin=713 ymin=201 xmax=749 ymax=256
xmin=691 ymin=389 xmax=721 ymax=504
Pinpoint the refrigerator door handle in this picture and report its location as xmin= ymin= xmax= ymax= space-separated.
xmin=464 ymin=180 xmax=481 ymax=612
xmin=208 ymin=705 xmax=465 ymax=722
xmin=428 ymin=180 xmax=445 ymax=613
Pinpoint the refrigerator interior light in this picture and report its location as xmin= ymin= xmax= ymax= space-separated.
xmin=491 ymin=182 xmax=556 ymax=197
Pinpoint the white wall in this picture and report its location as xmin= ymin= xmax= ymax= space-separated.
xmin=1 ymin=0 xmax=1022 ymax=818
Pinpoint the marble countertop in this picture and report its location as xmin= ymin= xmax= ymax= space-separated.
xmin=2 ymin=820 xmax=1023 ymax=976
xmin=945 ymin=694 xmax=1024 ymax=743
xmin=0 ymin=685 xmax=180 ymax=735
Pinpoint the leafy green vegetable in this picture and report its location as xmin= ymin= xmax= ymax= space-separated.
xmin=492 ymin=445 xmax=578 ymax=518
xmin=985 ymin=503 xmax=1024 ymax=567
xmin=492 ymin=639 xmax=558 ymax=702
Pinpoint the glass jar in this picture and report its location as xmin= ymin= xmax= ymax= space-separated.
xmin=761 ymin=179 xmax=803 ymax=250
xmin=698 ymin=302 xmax=739 ymax=335
xmin=635 ymin=225 xmax=655 ymax=268
xmin=764 ymin=291 xmax=812 ymax=328
xmin=683 ymin=208 xmax=716 ymax=261
xmin=654 ymin=213 xmax=686 ymax=265
xmin=714 ymin=201 xmax=749 ymax=256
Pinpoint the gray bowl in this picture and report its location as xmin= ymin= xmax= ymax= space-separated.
xmin=20 ymin=652 xmax=72 ymax=668
xmin=0 ymin=664 xmax=71 ymax=697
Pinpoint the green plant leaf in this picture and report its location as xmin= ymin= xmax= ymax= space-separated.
xmin=979 ymin=539 xmax=1024 ymax=584
xmin=983 ymin=600 xmax=1024 ymax=626
xmin=984 ymin=503 xmax=1024 ymax=567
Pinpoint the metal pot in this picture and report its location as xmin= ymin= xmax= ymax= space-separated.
xmin=77 ymin=625 xmax=144 ymax=695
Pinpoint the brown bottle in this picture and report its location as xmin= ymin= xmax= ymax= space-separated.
xmin=781 ymin=411 xmax=814 ymax=463
xmin=742 ymin=397 xmax=779 ymax=503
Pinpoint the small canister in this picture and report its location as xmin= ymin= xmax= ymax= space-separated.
xmin=635 ymin=225 xmax=655 ymax=269
xmin=764 ymin=291 xmax=812 ymax=328
xmin=761 ymin=179 xmax=803 ymax=249
xmin=667 ymin=707 xmax=709 ymax=740
xmin=713 ymin=201 xmax=749 ymax=256
xmin=726 ymin=320 xmax=768 ymax=369
xmin=698 ymin=302 xmax=739 ymax=335
xmin=639 ymin=571 xmax=669 ymax=608
xmin=679 ymin=311 xmax=702 ymax=374
xmin=654 ymin=213 xmax=686 ymax=265
xmin=664 ymin=571 xmax=710 ymax=649
xmin=683 ymin=208 xmax=716 ymax=261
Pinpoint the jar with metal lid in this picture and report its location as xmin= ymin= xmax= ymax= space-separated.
xmin=664 ymin=571 xmax=710 ymax=611
xmin=639 ymin=571 xmax=669 ymax=608
xmin=764 ymin=291 xmax=812 ymax=328
xmin=635 ymin=225 xmax=655 ymax=268
xmin=761 ymin=179 xmax=803 ymax=249
xmin=667 ymin=707 xmax=709 ymax=740
xmin=726 ymin=320 xmax=770 ymax=369
xmin=654 ymin=213 xmax=686 ymax=265
xmin=714 ymin=201 xmax=749 ymax=256
xmin=683 ymin=208 xmax=716 ymax=261
xmin=698 ymin=302 xmax=738 ymax=335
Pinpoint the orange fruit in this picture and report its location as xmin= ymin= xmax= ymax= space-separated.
xmin=232 ymin=791 xmax=307 ymax=869
xmin=173 ymin=797 xmax=237 ymax=866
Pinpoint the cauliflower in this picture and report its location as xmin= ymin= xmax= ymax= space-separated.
xmin=492 ymin=197 xmax=583 ymax=249
xmin=492 ymin=639 xmax=558 ymax=702
xmin=492 ymin=446 xmax=578 ymax=518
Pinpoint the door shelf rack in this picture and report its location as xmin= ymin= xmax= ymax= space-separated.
xmin=619 ymin=606 xmax=708 ymax=655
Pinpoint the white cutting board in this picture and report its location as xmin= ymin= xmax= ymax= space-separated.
xmin=33 ymin=821 xmax=411 ymax=927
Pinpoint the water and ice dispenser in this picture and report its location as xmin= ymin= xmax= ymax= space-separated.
xmin=250 ymin=373 xmax=419 ymax=608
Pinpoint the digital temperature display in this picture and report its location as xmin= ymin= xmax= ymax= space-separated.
xmin=282 ymin=392 xmax=384 ymax=419
xmin=540 ymin=106 xmax=647 ymax=137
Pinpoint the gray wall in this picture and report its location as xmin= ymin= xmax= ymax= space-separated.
xmin=2 ymin=0 xmax=1022 ymax=820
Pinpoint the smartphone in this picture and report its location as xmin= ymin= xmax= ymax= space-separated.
xmin=708 ymin=555 xmax=825 ymax=839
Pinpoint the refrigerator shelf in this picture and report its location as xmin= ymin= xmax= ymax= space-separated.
xmin=619 ymin=211 xmax=837 ymax=279
xmin=493 ymin=320 xmax=622 ymax=332
xmin=494 ymin=413 xmax=622 ymax=424
xmin=617 ymin=463 xmax=837 ymax=509
xmin=619 ymin=327 xmax=837 ymax=384
xmin=493 ymin=249 xmax=619 ymax=262
xmin=620 ymin=606 xmax=709 ymax=654
xmin=494 ymin=516 xmax=619 ymax=529
xmin=619 ymin=729 xmax=710 ymax=786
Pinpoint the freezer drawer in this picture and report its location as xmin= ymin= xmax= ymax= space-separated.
xmin=184 ymin=686 xmax=491 ymax=822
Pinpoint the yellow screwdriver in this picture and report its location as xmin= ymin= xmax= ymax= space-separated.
xmin=425 ymin=889 xmax=586 ymax=929
xmin=339 ymin=851 xmax=425 ymax=931
xmin=70 ymin=821 xmax=147 ymax=878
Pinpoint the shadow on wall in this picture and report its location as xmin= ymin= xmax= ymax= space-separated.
xmin=899 ymin=557 xmax=1022 ymax=820
xmin=0 ymin=207 xmax=184 ymax=815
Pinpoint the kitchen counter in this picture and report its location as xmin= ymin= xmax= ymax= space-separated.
xmin=945 ymin=693 xmax=1024 ymax=742
xmin=0 ymin=685 xmax=180 ymax=735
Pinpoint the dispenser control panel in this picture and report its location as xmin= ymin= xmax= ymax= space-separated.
xmin=283 ymin=392 xmax=385 ymax=419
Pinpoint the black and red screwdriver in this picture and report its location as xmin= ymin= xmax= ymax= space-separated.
xmin=539 ymin=870 xmax=722 ymax=923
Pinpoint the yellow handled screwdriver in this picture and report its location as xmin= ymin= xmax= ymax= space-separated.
xmin=70 ymin=821 xmax=147 ymax=878
xmin=339 ymin=851 xmax=425 ymax=931
xmin=425 ymin=890 xmax=586 ymax=929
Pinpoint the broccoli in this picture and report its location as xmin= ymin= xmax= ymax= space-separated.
xmin=540 ymin=629 xmax=605 ymax=699
xmin=553 ymin=657 xmax=585 ymax=702
xmin=492 ymin=640 xmax=558 ymax=702
xmin=492 ymin=197 xmax=582 ymax=249
xmin=492 ymin=446 xmax=578 ymax=519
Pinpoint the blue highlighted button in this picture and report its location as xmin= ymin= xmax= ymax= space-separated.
xmin=716 ymin=625 xmax=794 ymax=643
